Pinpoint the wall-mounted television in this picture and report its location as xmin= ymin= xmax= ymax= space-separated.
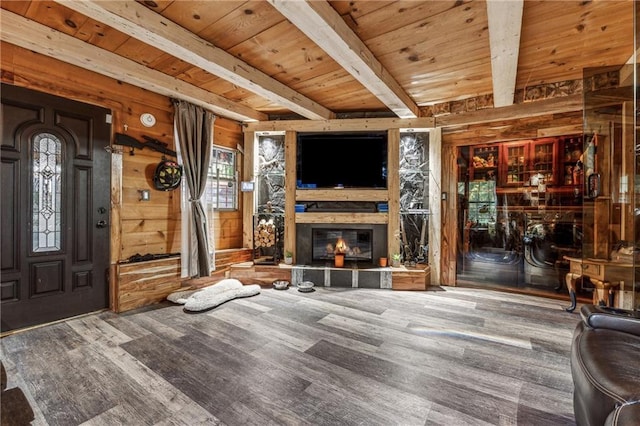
xmin=296 ymin=131 xmax=388 ymax=189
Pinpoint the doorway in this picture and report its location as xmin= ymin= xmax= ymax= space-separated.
xmin=455 ymin=140 xmax=585 ymax=298
xmin=1 ymin=84 xmax=111 ymax=332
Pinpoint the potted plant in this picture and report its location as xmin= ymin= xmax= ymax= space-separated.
xmin=284 ymin=250 xmax=293 ymax=265
xmin=391 ymin=253 xmax=402 ymax=267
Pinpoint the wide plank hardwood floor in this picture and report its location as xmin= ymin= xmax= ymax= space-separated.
xmin=1 ymin=287 xmax=581 ymax=425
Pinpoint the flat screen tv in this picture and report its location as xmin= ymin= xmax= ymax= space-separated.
xmin=296 ymin=131 xmax=388 ymax=189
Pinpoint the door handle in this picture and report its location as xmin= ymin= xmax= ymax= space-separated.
xmin=96 ymin=220 xmax=108 ymax=228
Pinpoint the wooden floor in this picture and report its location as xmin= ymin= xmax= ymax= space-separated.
xmin=1 ymin=287 xmax=581 ymax=425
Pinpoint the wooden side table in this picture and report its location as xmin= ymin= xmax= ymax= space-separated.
xmin=563 ymin=256 xmax=634 ymax=312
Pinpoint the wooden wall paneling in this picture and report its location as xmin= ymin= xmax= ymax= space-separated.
xmin=120 ymin=219 xmax=181 ymax=260
xmin=428 ymin=127 xmax=442 ymax=285
xmin=387 ymin=128 xmax=400 ymax=259
xmin=115 ymin=257 xmax=182 ymax=313
xmin=213 ymin=214 xmax=244 ymax=250
xmin=120 ymin=233 xmax=180 ymax=260
xmin=110 ymin=149 xmax=123 ymax=310
xmin=440 ymin=144 xmax=458 ymax=286
xmin=284 ymin=130 xmax=297 ymax=262
xmin=242 ymin=131 xmax=255 ymax=250
xmin=214 ymin=117 xmax=244 ymax=147
xmin=212 ymin=248 xmax=254 ymax=271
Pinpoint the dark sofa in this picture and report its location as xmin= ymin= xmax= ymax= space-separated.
xmin=571 ymin=304 xmax=640 ymax=425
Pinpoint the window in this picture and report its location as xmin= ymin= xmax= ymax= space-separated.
xmin=32 ymin=132 xmax=63 ymax=252
xmin=206 ymin=146 xmax=237 ymax=210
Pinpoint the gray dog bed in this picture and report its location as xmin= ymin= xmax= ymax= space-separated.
xmin=167 ymin=278 xmax=261 ymax=312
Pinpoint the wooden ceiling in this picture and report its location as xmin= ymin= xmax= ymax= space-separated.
xmin=0 ymin=0 xmax=634 ymax=122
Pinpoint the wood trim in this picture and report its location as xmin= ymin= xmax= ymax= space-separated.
xmin=242 ymin=131 xmax=255 ymax=250
xmin=440 ymin=144 xmax=458 ymax=286
xmin=436 ymin=94 xmax=582 ymax=128
xmin=428 ymin=128 xmax=442 ymax=284
xmin=244 ymin=117 xmax=435 ymax=133
xmin=109 ymin=146 xmax=123 ymax=310
xmin=387 ymin=128 xmax=400 ymax=258
xmin=295 ymin=188 xmax=388 ymax=202
xmin=284 ymin=131 xmax=297 ymax=261
xmin=295 ymin=212 xmax=388 ymax=224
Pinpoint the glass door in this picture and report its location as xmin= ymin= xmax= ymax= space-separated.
xmin=457 ymin=141 xmax=584 ymax=294
xmin=582 ymin=61 xmax=638 ymax=310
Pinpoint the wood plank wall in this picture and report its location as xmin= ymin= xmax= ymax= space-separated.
xmin=1 ymin=43 xmax=245 ymax=311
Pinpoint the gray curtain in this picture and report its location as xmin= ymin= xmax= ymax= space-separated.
xmin=173 ymin=100 xmax=215 ymax=277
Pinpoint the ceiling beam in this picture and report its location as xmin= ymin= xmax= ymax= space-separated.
xmin=55 ymin=0 xmax=334 ymax=121
xmin=619 ymin=48 xmax=639 ymax=86
xmin=268 ymin=0 xmax=419 ymax=119
xmin=486 ymin=0 xmax=523 ymax=108
xmin=0 ymin=9 xmax=267 ymax=122
xmin=436 ymin=94 xmax=582 ymax=129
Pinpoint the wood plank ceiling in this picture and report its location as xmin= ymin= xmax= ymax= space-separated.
xmin=0 ymin=0 xmax=634 ymax=122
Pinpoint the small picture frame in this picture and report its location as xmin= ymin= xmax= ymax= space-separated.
xmin=241 ymin=181 xmax=255 ymax=192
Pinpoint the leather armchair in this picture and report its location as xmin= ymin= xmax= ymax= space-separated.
xmin=571 ymin=305 xmax=640 ymax=426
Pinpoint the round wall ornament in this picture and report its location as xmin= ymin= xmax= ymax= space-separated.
xmin=140 ymin=112 xmax=156 ymax=127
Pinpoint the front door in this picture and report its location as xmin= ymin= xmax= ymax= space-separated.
xmin=1 ymin=84 xmax=111 ymax=332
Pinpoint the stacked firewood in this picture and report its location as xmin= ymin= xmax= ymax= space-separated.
xmin=254 ymin=218 xmax=276 ymax=248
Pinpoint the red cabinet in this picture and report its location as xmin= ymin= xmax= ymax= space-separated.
xmin=500 ymin=138 xmax=559 ymax=186
xmin=467 ymin=136 xmax=580 ymax=188
xmin=531 ymin=138 xmax=558 ymax=185
xmin=501 ymin=141 xmax=529 ymax=186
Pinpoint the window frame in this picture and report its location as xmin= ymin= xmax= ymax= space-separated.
xmin=206 ymin=145 xmax=238 ymax=211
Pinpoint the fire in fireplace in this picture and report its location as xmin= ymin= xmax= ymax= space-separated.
xmin=312 ymin=229 xmax=373 ymax=262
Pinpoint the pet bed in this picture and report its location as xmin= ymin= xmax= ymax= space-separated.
xmin=167 ymin=278 xmax=261 ymax=312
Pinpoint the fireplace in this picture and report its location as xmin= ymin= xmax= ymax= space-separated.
xmin=296 ymin=223 xmax=387 ymax=267
xmin=312 ymin=228 xmax=373 ymax=262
